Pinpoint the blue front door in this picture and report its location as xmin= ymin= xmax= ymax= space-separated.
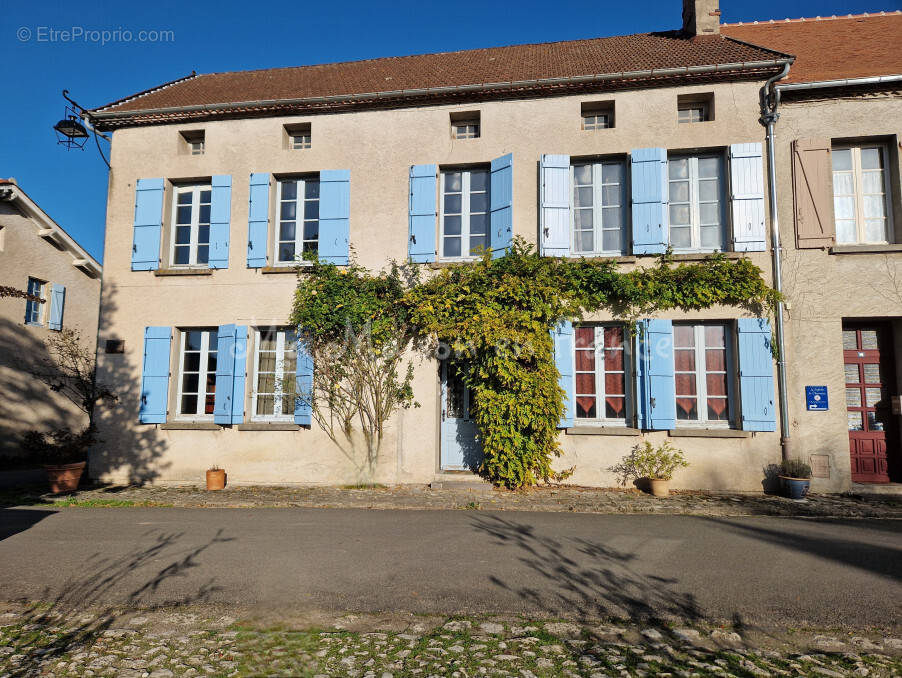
xmin=440 ymin=361 xmax=483 ymax=471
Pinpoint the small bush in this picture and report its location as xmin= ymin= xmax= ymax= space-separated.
xmin=610 ymin=440 xmax=689 ymax=484
xmin=779 ymin=458 xmax=811 ymax=479
xmin=21 ymin=427 xmax=95 ymax=466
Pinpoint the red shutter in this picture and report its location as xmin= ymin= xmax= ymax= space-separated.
xmin=792 ymin=138 xmax=835 ymax=248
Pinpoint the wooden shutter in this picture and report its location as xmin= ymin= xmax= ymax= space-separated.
xmin=637 ymin=318 xmax=675 ymax=430
xmin=139 ymin=326 xmax=172 ymax=424
xmin=730 ymin=143 xmax=766 ymax=252
xmin=247 ymin=173 xmax=270 ymax=268
xmin=213 ymin=324 xmax=247 ymax=425
xmin=792 ymin=138 xmax=835 ymax=248
xmin=295 ymin=336 xmax=314 ymax=426
xmin=738 ymin=318 xmax=777 ymax=431
xmin=209 ymin=175 xmax=232 ymax=269
xmin=318 ymin=169 xmax=351 ymax=265
xmin=132 ymin=178 xmax=164 ymax=271
xmin=552 ymin=320 xmax=574 ymax=428
xmin=408 ymin=164 xmax=437 ymax=263
xmin=48 ymin=283 xmax=65 ymax=331
xmin=631 ymin=148 xmax=668 ymax=255
xmin=540 ymin=154 xmax=571 ymax=257
xmin=490 ymin=153 xmax=513 ymax=259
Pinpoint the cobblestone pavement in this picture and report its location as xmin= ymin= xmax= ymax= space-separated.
xmin=11 ymin=484 xmax=902 ymax=518
xmin=1 ymin=606 xmax=900 ymax=678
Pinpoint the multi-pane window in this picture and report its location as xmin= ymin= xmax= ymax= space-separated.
xmin=678 ymin=102 xmax=709 ymax=124
xmin=440 ymin=169 xmax=490 ymax=259
xmin=674 ymin=323 xmax=732 ymax=426
xmin=171 ymin=184 xmax=212 ymax=266
xmin=668 ymin=154 xmax=725 ymax=251
xmin=276 ymin=177 xmax=320 ymax=264
xmin=253 ymin=328 xmax=298 ymax=420
xmin=291 ymin=132 xmax=311 ymax=150
xmin=181 ymin=131 xmax=205 ymax=155
xmin=574 ymin=325 xmax=629 ymax=423
xmin=177 ymin=329 xmax=218 ymax=418
xmin=452 ymin=121 xmax=480 ymax=139
xmin=582 ymin=111 xmax=612 ymax=130
xmin=832 ymin=145 xmax=892 ymax=244
xmin=571 ymin=160 xmax=627 ymax=255
xmin=24 ymin=277 xmax=45 ymax=325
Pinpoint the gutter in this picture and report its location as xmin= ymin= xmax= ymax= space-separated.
xmin=90 ymin=59 xmax=791 ymax=126
xmin=777 ymin=73 xmax=902 ymax=91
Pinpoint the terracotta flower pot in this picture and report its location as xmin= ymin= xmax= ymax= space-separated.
xmin=648 ymin=478 xmax=670 ymax=497
xmin=206 ymin=469 xmax=226 ymax=491
xmin=45 ymin=461 xmax=86 ymax=494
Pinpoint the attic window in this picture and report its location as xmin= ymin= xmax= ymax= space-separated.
xmin=581 ymin=101 xmax=614 ymax=130
xmin=451 ymin=111 xmax=480 ymax=140
xmin=677 ymin=94 xmax=714 ymax=124
xmin=285 ymin=123 xmax=312 ymax=150
xmin=181 ymin=130 xmax=205 ymax=155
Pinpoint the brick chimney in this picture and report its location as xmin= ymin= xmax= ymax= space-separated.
xmin=683 ymin=0 xmax=721 ymax=36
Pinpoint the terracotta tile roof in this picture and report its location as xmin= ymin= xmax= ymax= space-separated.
xmin=89 ymin=31 xmax=788 ymax=128
xmin=722 ymin=12 xmax=902 ymax=84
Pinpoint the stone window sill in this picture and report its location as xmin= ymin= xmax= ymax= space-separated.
xmin=160 ymin=422 xmax=221 ymax=430
xmin=668 ymin=428 xmax=751 ymax=438
xmin=428 ymin=260 xmax=476 ymax=269
xmin=237 ymin=422 xmax=301 ymax=431
xmin=655 ymin=251 xmax=749 ymax=262
xmin=261 ymin=266 xmax=301 ymax=274
xmin=567 ymin=426 xmax=641 ymax=436
xmin=154 ymin=268 xmax=213 ymax=277
xmin=568 ymin=255 xmax=637 ymax=264
xmin=830 ymin=244 xmax=902 ymax=255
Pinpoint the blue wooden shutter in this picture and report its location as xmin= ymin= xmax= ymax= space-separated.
xmin=637 ymin=318 xmax=675 ymax=430
xmin=730 ymin=143 xmax=766 ymax=252
xmin=295 ymin=336 xmax=314 ymax=425
xmin=490 ymin=153 xmax=513 ymax=259
xmin=553 ymin=320 xmax=575 ymax=428
xmin=48 ymin=283 xmax=65 ymax=331
xmin=318 ymin=169 xmax=350 ymax=265
xmin=213 ymin=324 xmax=247 ymax=425
xmin=630 ymin=148 xmax=668 ymax=255
xmin=208 ymin=175 xmax=232 ymax=269
xmin=540 ymin=154 xmax=570 ymax=257
xmin=132 ymin=178 xmax=164 ymax=271
xmin=247 ymin=173 xmax=270 ymax=268
xmin=139 ymin=326 xmax=171 ymax=424
xmin=738 ymin=317 xmax=776 ymax=431
xmin=409 ymin=164 xmax=437 ymax=263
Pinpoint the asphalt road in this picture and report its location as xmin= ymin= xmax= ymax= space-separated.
xmin=0 ymin=507 xmax=899 ymax=629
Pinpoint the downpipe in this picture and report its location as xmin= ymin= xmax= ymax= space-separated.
xmin=760 ymin=62 xmax=793 ymax=460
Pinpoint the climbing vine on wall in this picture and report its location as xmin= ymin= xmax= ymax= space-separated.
xmin=295 ymin=239 xmax=779 ymax=489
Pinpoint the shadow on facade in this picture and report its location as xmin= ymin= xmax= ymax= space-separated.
xmin=2 ymin=527 xmax=231 ymax=676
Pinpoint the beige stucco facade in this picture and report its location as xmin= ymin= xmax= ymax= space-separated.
xmin=0 ymin=183 xmax=101 ymax=458
xmin=91 ymin=77 xmax=811 ymax=490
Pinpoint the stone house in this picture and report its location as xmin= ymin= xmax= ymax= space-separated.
xmin=85 ymin=2 xmax=902 ymax=491
xmin=0 ymin=179 xmax=102 ymax=460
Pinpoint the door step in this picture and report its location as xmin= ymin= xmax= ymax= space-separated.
xmin=429 ymin=478 xmax=494 ymax=493
xmin=849 ymin=482 xmax=902 ymax=496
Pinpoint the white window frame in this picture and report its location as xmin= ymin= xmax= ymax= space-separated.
xmin=169 ymin=184 xmax=212 ymax=267
xmin=573 ymin=324 xmax=632 ymax=426
xmin=24 ymin=277 xmax=45 ymax=326
xmin=451 ymin=121 xmax=480 ymax=140
xmin=673 ymin=323 xmax=734 ymax=429
xmin=251 ymin=328 xmax=296 ymax=422
xmin=275 ymin=176 xmax=320 ymax=266
xmin=570 ymin=159 xmax=627 ymax=256
xmin=678 ymin=102 xmax=709 ymax=124
xmin=668 ymin=153 xmax=726 ymax=253
xmin=582 ymin=112 xmax=612 ymax=131
xmin=175 ymin=328 xmax=218 ymax=421
xmin=189 ymin=140 xmax=205 ymax=155
xmin=291 ymin=133 xmax=311 ymax=150
xmin=439 ymin=168 xmax=490 ymax=261
xmin=832 ymin=143 xmax=894 ymax=245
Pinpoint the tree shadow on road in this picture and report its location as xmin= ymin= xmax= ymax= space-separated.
xmin=0 ymin=527 xmax=233 ymax=677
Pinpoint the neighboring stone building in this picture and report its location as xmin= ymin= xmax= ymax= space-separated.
xmin=84 ymin=2 xmax=901 ymax=491
xmin=0 ymin=179 xmax=102 ymax=459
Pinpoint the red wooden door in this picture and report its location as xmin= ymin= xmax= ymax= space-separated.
xmin=844 ymin=327 xmax=892 ymax=483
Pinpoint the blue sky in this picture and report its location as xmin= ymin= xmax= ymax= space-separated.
xmin=1 ymin=0 xmax=895 ymax=263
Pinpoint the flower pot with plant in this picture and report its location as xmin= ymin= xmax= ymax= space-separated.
xmin=23 ymin=427 xmax=94 ymax=494
xmin=609 ymin=440 xmax=689 ymax=497
xmin=778 ymin=458 xmax=811 ymax=500
xmin=206 ymin=466 xmax=226 ymax=491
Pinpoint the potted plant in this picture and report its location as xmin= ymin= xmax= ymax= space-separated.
xmin=610 ymin=440 xmax=689 ymax=497
xmin=778 ymin=458 xmax=811 ymax=500
xmin=22 ymin=427 xmax=94 ymax=494
xmin=206 ymin=465 xmax=226 ymax=491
